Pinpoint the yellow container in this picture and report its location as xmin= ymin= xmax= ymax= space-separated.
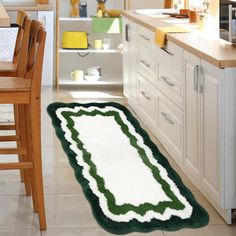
xmin=62 ymin=31 xmax=88 ymax=49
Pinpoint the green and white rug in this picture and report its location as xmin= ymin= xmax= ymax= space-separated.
xmin=47 ymin=102 xmax=209 ymax=234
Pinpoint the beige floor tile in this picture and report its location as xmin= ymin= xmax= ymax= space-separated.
xmin=163 ymin=224 xmax=236 ymax=236
xmin=0 ymin=230 xmax=41 ymax=236
xmin=42 ymin=147 xmax=69 ymax=169
xmin=42 ymin=228 xmax=164 ymax=236
xmin=41 ymin=130 xmax=62 ymax=148
xmin=0 ymin=171 xmax=25 ymax=196
xmin=45 ymin=194 xmax=99 ymax=228
xmin=192 ymin=192 xmax=225 ymax=225
xmin=43 ymin=167 xmax=83 ymax=195
xmin=0 ymin=196 xmax=39 ymax=229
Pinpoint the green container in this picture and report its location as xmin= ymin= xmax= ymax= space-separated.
xmin=92 ymin=16 xmax=122 ymax=34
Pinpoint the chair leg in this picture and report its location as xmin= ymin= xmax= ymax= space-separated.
xmin=25 ymin=105 xmax=38 ymax=212
xmin=26 ymin=101 xmax=46 ymax=230
xmin=13 ymin=104 xmax=24 ymax=182
xmin=16 ymin=104 xmax=31 ymax=196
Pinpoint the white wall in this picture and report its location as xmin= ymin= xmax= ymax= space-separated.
xmin=128 ymin=0 xmax=165 ymax=10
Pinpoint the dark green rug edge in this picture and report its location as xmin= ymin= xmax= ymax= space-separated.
xmin=47 ymin=102 xmax=209 ymax=235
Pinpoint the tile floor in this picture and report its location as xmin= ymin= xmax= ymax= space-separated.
xmin=0 ymin=87 xmax=235 ymax=236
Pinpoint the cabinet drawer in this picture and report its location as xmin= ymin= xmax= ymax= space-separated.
xmin=157 ymin=41 xmax=183 ymax=71
xmin=137 ymin=45 xmax=158 ymax=85
xmin=137 ymin=73 xmax=157 ymax=130
xmin=157 ymin=63 xmax=184 ymax=109
xmin=137 ymin=25 xmax=155 ymax=50
xmin=156 ymin=92 xmax=184 ymax=165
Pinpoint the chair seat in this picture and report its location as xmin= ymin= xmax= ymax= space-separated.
xmin=0 ymin=77 xmax=30 ymax=91
xmin=0 ymin=61 xmax=17 ymax=75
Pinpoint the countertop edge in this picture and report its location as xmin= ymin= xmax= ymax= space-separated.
xmin=122 ymin=11 xmax=236 ymax=69
xmin=4 ymin=3 xmax=53 ymax=11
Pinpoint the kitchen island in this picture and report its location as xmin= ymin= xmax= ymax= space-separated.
xmin=122 ymin=10 xmax=236 ymax=224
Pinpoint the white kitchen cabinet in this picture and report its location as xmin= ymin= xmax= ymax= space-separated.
xmin=38 ymin=11 xmax=54 ymax=86
xmin=123 ymin=18 xmax=138 ymax=108
xmin=137 ymin=72 xmax=157 ymax=130
xmin=201 ymin=60 xmax=223 ymax=208
xmin=184 ymin=50 xmax=227 ymax=216
xmin=156 ymin=89 xmax=184 ymax=166
xmin=184 ymin=52 xmax=201 ymax=184
xmin=122 ymin=14 xmax=236 ymax=224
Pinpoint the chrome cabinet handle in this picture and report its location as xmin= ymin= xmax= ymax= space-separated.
xmin=140 ymin=34 xmax=150 ymax=41
xmin=140 ymin=91 xmax=151 ymax=100
xmin=160 ymin=76 xmax=175 ymax=87
xmin=125 ymin=24 xmax=130 ymax=42
xmin=198 ymin=66 xmax=204 ymax=94
xmin=140 ymin=59 xmax=151 ymax=68
xmin=194 ymin=65 xmax=204 ymax=93
xmin=161 ymin=48 xmax=174 ymax=56
xmin=194 ymin=65 xmax=199 ymax=92
xmin=161 ymin=112 xmax=175 ymax=125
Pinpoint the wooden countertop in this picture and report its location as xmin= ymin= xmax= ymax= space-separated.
xmin=0 ymin=4 xmax=10 ymax=26
xmin=4 ymin=3 xmax=53 ymax=11
xmin=122 ymin=11 xmax=236 ymax=68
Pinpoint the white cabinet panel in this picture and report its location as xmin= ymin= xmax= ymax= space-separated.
xmin=184 ymin=51 xmax=201 ymax=184
xmin=201 ymin=60 xmax=223 ymax=207
xmin=158 ymin=62 xmax=184 ymax=109
xmin=184 ymin=52 xmax=224 ymax=208
xmin=157 ymin=41 xmax=183 ymax=71
xmin=123 ymin=18 xmax=137 ymax=108
xmin=38 ymin=11 xmax=54 ymax=86
xmin=137 ymin=73 xmax=157 ymax=130
xmin=137 ymin=45 xmax=158 ymax=86
xmin=156 ymin=90 xmax=184 ymax=166
xmin=137 ymin=25 xmax=155 ymax=50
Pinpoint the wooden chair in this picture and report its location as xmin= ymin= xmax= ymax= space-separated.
xmin=0 ymin=10 xmax=30 ymax=77
xmin=0 ymin=11 xmax=31 ymax=193
xmin=0 ymin=20 xmax=47 ymax=230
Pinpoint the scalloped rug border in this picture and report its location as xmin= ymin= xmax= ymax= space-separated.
xmin=47 ymin=102 xmax=209 ymax=235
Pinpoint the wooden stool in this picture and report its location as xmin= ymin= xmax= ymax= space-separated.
xmin=0 ymin=10 xmax=31 ymax=194
xmin=0 ymin=20 xmax=47 ymax=230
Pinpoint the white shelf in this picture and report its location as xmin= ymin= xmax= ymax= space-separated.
xmin=59 ymin=17 xmax=92 ymax=21
xmin=59 ymin=48 xmax=121 ymax=54
xmin=59 ymin=75 xmax=122 ymax=86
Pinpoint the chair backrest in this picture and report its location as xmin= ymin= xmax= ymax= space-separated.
xmin=13 ymin=10 xmax=29 ymax=64
xmin=25 ymin=20 xmax=46 ymax=97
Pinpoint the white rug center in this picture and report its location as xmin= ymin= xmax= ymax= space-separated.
xmin=72 ymin=115 xmax=170 ymax=206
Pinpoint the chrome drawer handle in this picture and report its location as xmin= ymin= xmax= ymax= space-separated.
xmin=140 ymin=34 xmax=151 ymax=41
xmin=161 ymin=112 xmax=175 ymax=125
xmin=140 ymin=91 xmax=151 ymax=100
xmin=140 ymin=60 xmax=151 ymax=68
xmin=161 ymin=48 xmax=174 ymax=56
xmin=160 ymin=76 xmax=175 ymax=87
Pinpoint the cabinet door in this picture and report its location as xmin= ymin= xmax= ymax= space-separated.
xmin=184 ymin=51 xmax=201 ymax=184
xmin=201 ymin=60 xmax=223 ymax=206
xmin=38 ymin=11 xmax=54 ymax=86
xmin=123 ymin=18 xmax=137 ymax=108
xmin=123 ymin=19 xmax=131 ymax=97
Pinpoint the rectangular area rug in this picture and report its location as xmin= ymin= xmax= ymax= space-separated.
xmin=47 ymin=102 xmax=209 ymax=234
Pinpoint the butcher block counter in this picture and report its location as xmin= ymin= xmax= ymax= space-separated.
xmin=3 ymin=3 xmax=53 ymax=11
xmin=122 ymin=11 xmax=236 ymax=68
